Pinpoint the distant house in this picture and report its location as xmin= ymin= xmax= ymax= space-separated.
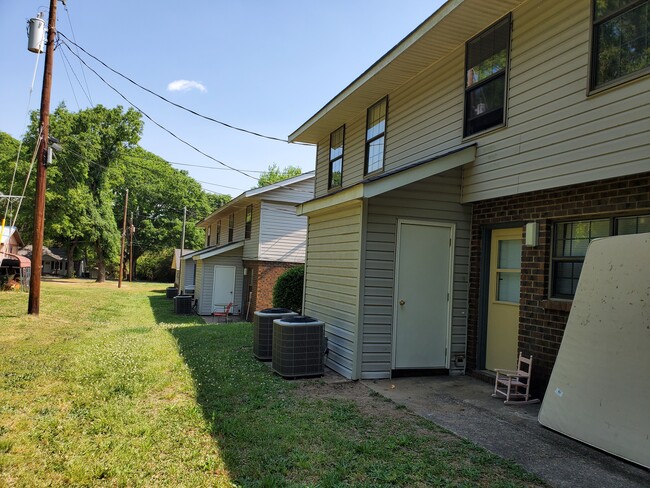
xmin=18 ymin=245 xmax=66 ymax=275
xmin=182 ymin=171 xmax=314 ymax=318
xmin=171 ymin=248 xmax=194 ymax=291
xmin=1 ymin=226 xmax=30 ymax=287
xmin=289 ymin=0 xmax=650 ymax=393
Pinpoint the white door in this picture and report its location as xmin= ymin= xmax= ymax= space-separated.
xmin=393 ymin=221 xmax=453 ymax=369
xmin=212 ymin=265 xmax=235 ymax=311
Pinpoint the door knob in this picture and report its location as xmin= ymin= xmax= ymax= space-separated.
xmin=399 ymin=299 xmax=405 ymax=306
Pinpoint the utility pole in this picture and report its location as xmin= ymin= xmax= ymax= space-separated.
xmin=129 ymin=211 xmax=134 ymax=282
xmin=28 ymin=0 xmax=57 ymax=315
xmin=181 ymin=206 xmax=187 ymax=254
xmin=118 ymin=189 xmax=128 ymax=288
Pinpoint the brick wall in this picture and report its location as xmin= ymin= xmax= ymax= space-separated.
xmin=243 ymin=261 xmax=302 ymax=318
xmin=468 ymin=172 xmax=650 ymax=395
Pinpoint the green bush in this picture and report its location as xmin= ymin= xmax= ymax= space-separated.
xmin=272 ymin=265 xmax=304 ymax=313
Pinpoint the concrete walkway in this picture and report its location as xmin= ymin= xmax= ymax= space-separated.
xmin=363 ymin=375 xmax=649 ymax=488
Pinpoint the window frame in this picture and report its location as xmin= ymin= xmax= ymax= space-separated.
xmin=463 ymin=14 xmax=511 ymax=138
xmin=364 ymin=97 xmax=388 ymax=175
xmin=206 ymin=225 xmax=212 ymax=247
xmin=216 ymin=220 xmax=221 ymax=246
xmin=228 ymin=213 xmax=234 ymax=243
xmin=550 ymin=213 xmax=650 ymax=299
xmin=245 ymin=204 xmax=253 ymax=239
xmin=328 ymin=125 xmax=345 ymax=189
xmin=589 ymin=0 xmax=650 ymax=93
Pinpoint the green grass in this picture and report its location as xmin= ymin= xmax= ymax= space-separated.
xmin=0 ymin=280 xmax=546 ymax=487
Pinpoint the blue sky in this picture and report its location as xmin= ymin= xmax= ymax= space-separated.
xmin=0 ymin=1 xmax=445 ymax=196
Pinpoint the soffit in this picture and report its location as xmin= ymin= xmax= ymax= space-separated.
xmin=289 ymin=0 xmax=525 ymax=144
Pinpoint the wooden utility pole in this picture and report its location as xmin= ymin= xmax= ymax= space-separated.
xmin=181 ymin=206 xmax=187 ymax=254
xmin=129 ymin=211 xmax=134 ymax=282
xmin=28 ymin=0 xmax=57 ymax=315
xmin=118 ymin=189 xmax=128 ymax=288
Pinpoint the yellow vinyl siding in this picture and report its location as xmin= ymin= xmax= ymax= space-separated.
xmin=311 ymin=0 xmax=649 ymax=203
xmin=303 ymin=202 xmax=363 ymax=378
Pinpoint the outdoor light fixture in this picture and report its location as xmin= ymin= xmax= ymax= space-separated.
xmin=525 ymin=222 xmax=539 ymax=247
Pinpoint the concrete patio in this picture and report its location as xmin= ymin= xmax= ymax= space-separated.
xmin=362 ymin=374 xmax=649 ymax=488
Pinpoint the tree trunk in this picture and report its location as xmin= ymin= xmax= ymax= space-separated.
xmin=66 ymin=242 xmax=77 ymax=278
xmin=95 ymin=243 xmax=106 ymax=283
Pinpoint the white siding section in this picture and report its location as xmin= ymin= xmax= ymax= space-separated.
xmin=362 ymin=170 xmax=471 ymax=379
xmin=303 ymin=202 xmax=363 ymax=378
xmin=258 ymin=202 xmax=307 ymax=263
xmin=196 ymin=252 xmax=244 ymax=315
xmin=310 ymin=0 xmax=650 ymax=203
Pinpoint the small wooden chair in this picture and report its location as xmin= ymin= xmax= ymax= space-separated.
xmin=212 ymin=302 xmax=233 ymax=323
xmin=492 ymin=352 xmax=540 ymax=405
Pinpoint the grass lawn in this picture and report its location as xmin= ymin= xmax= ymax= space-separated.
xmin=0 ymin=280 xmax=545 ymax=487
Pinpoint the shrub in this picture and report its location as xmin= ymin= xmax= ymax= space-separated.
xmin=272 ymin=265 xmax=304 ymax=313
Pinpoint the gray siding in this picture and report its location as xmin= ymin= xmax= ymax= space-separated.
xmin=362 ymin=169 xmax=471 ymax=379
xmin=196 ymin=252 xmax=244 ymax=315
xmin=243 ymin=203 xmax=261 ymax=260
xmin=303 ymin=202 xmax=363 ymax=378
xmin=311 ymin=0 xmax=650 ymax=203
xmin=259 ymin=202 xmax=307 ymax=263
xmin=262 ymin=178 xmax=315 ymax=204
xmin=182 ymin=260 xmax=196 ymax=292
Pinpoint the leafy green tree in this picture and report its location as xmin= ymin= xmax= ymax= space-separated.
xmin=255 ymin=163 xmax=301 ymax=188
xmin=110 ymin=146 xmax=214 ymax=279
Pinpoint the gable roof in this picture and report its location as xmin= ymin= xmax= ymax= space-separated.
xmin=197 ymin=170 xmax=315 ymax=227
xmin=289 ymin=0 xmax=525 ymax=144
xmin=1 ymin=226 xmax=23 ymax=248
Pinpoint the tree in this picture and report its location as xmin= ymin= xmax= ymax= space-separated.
xmin=255 ymin=163 xmax=301 ymax=188
xmin=109 ymin=146 xmax=215 ymax=279
xmin=20 ymin=104 xmax=143 ymax=281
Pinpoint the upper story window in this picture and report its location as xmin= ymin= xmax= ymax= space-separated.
xmin=591 ymin=0 xmax=649 ymax=90
xmin=365 ymin=97 xmax=387 ymax=174
xmin=329 ymin=126 xmax=344 ymax=189
xmin=464 ymin=15 xmax=511 ymax=137
xmin=206 ymin=225 xmax=212 ymax=247
xmin=551 ymin=214 xmax=650 ymax=299
xmin=216 ymin=220 xmax=221 ymax=246
xmin=228 ymin=213 xmax=235 ymax=243
xmin=245 ymin=205 xmax=253 ymax=239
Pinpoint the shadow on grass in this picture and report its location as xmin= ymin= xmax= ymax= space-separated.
xmin=147 ymin=293 xmax=204 ymax=325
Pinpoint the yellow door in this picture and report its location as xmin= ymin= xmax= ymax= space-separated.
xmin=486 ymin=228 xmax=522 ymax=371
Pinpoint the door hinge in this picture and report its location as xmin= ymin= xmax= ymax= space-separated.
xmin=445 ymin=347 xmax=448 ymax=358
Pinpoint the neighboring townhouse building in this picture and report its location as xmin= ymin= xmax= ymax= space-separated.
xmin=290 ymin=0 xmax=649 ymax=394
xmin=182 ymin=171 xmax=314 ymax=317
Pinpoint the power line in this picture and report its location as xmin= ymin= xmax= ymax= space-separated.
xmin=57 ymin=31 xmax=313 ymax=147
xmin=62 ymin=3 xmax=93 ymax=106
xmin=165 ymin=160 xmax=264 ymax=173
xmin=59 ymin=39 xmax=259 ymax=182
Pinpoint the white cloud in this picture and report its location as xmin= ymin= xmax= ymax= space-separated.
xmin=167 ymin=80 xmax=207 ymax=93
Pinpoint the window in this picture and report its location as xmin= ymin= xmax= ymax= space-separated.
xmin=228 ymin=213 xmax=234 ymax=243
xmin=464 ymin=15 xmax=511 ymax=137
xmin=365 ymin=97 xmax=387 ymax=174
xmin=329 ymin=126 xmax=344 ymax=188
xmin=216 ymin=220 xmax=221 ymax=246
xmin=591 ymin=0 xmax=649 ymax=90
xmin=552 ymin=214 xmax=649 ymax=298
xmin=206 ymin=225 xmax=212 ymax=247
xmin=245 ymin=205 xmax=253 ymax=239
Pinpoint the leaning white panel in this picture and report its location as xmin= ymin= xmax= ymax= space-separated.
xmin=538 ymin=233 xmax=650 ymax=468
